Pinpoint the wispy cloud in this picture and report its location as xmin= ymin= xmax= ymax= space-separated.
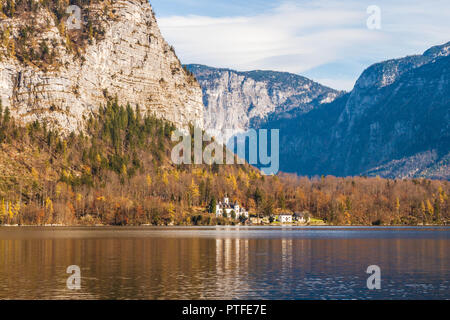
xmin=156 ymin=0 xmax=450 ymax=90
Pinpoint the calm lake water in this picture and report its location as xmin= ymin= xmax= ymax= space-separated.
xmin=0 ymin=226 xmax=448 ymax=300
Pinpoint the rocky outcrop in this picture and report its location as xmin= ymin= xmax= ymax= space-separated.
xmin=186 ymin=64 xmax=340 ymax=141
xmin=0 ymin=0 xmax=203 ymax=132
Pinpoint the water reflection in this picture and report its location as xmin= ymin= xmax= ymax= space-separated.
xmin=215 ymin=238 xmax=250 ymax=299
xmin=0 ymin=227 xmax=448 ymax=299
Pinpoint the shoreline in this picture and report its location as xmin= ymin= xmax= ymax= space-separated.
xmin=0 ymin=224 xmax=447 ymax=228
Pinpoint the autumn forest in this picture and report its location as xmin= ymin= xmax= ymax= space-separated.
xmin=0 ymin=98 xmax=448 ymax=226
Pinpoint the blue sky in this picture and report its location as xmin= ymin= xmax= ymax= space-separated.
xmin=150 ymin=0 xmax=450 ymax=90
xmin=150 ymin=0 xmax=281 ymax=17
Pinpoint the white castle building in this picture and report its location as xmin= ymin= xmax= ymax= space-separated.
xmin=216 ymin=196 xmax=249 ymax=220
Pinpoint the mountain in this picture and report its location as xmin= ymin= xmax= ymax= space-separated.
xmin=185 ymin=64 xmax=341 ymax=141
xmin=264 ymin=41 xmax=450 ymax=179
xmin=188 ymin=43 xmax=450 ymax=179
xmin=0 ymin=0 xmax=203 ymax=132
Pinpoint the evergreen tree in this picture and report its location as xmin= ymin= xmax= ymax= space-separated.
xmin=208 ymin=197 xmax=216 ymax=214
xmin=3 ymin=106 xmax=10 ymax=125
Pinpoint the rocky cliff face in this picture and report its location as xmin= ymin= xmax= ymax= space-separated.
xmin=0 ymin=0 xmax=203 ymax=132
xmin=186 ymin=64 xmax=340 ymax=141
xmin=266 ymin=41 xmax=450 ymax=179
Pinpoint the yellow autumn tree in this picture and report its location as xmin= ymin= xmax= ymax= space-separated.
xmin=166 ymin=203 xmax=175 ymax=223
xmin=162 ymin=171 xmax=169 ymax=186
xmin=438 ymin=186 xmax=447 ymax=203
xmin=396 ymin=197 xmax=400 ymax=215
xmin=55 ymin=182 xmax=63 ymax=197
xmin=193 ymin=168 xmax=204 ymax=177
xmin=188 ymin=179 xmax=200 ymax=206
xmin=227 ymin=174 xmax=237 ymax=192
xmin=238 ymin=168 xmax=249 ymax=188
xmin=420 ymin=201 xmax=426 ymax=218
xmin=0 ymin=199 xmax=6 ymax=223
xmin=121 ymin=164 xmax=127 ymax=176
xmin=12 ymin=201 xmax=20 ymax=220
xmin=31 ymin=167 xmax=39 ymax=180
xmin=426 ymin=199 xmax=434 ymax=222
xmin=172 ymin=169 xmax=180 ymax=181
xmin=8 ymin=201 xmax=13 ymax=220
xmin=45 ymin=197 xmax=54 ymax=224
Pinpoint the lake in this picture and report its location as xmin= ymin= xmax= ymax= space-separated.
xmin=0 ymin=226 xmax=448 ymax=300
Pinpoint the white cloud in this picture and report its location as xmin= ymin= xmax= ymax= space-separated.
xmin=157 ymin=0 xmax=450 ymax=90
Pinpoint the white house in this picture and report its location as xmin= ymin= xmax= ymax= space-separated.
xmin=279 ymin=214 xmax=293 ymax=223
xmin=216 ymin=196 xmax=249 ymax=220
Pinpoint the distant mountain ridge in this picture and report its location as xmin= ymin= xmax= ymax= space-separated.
xmin=265 ymin=41 xmax=450 ymax=179
xmin=189 ymin=42 xmax=450 ymax=179
xmin=185 ymin=64 xmax=341 ymax=141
